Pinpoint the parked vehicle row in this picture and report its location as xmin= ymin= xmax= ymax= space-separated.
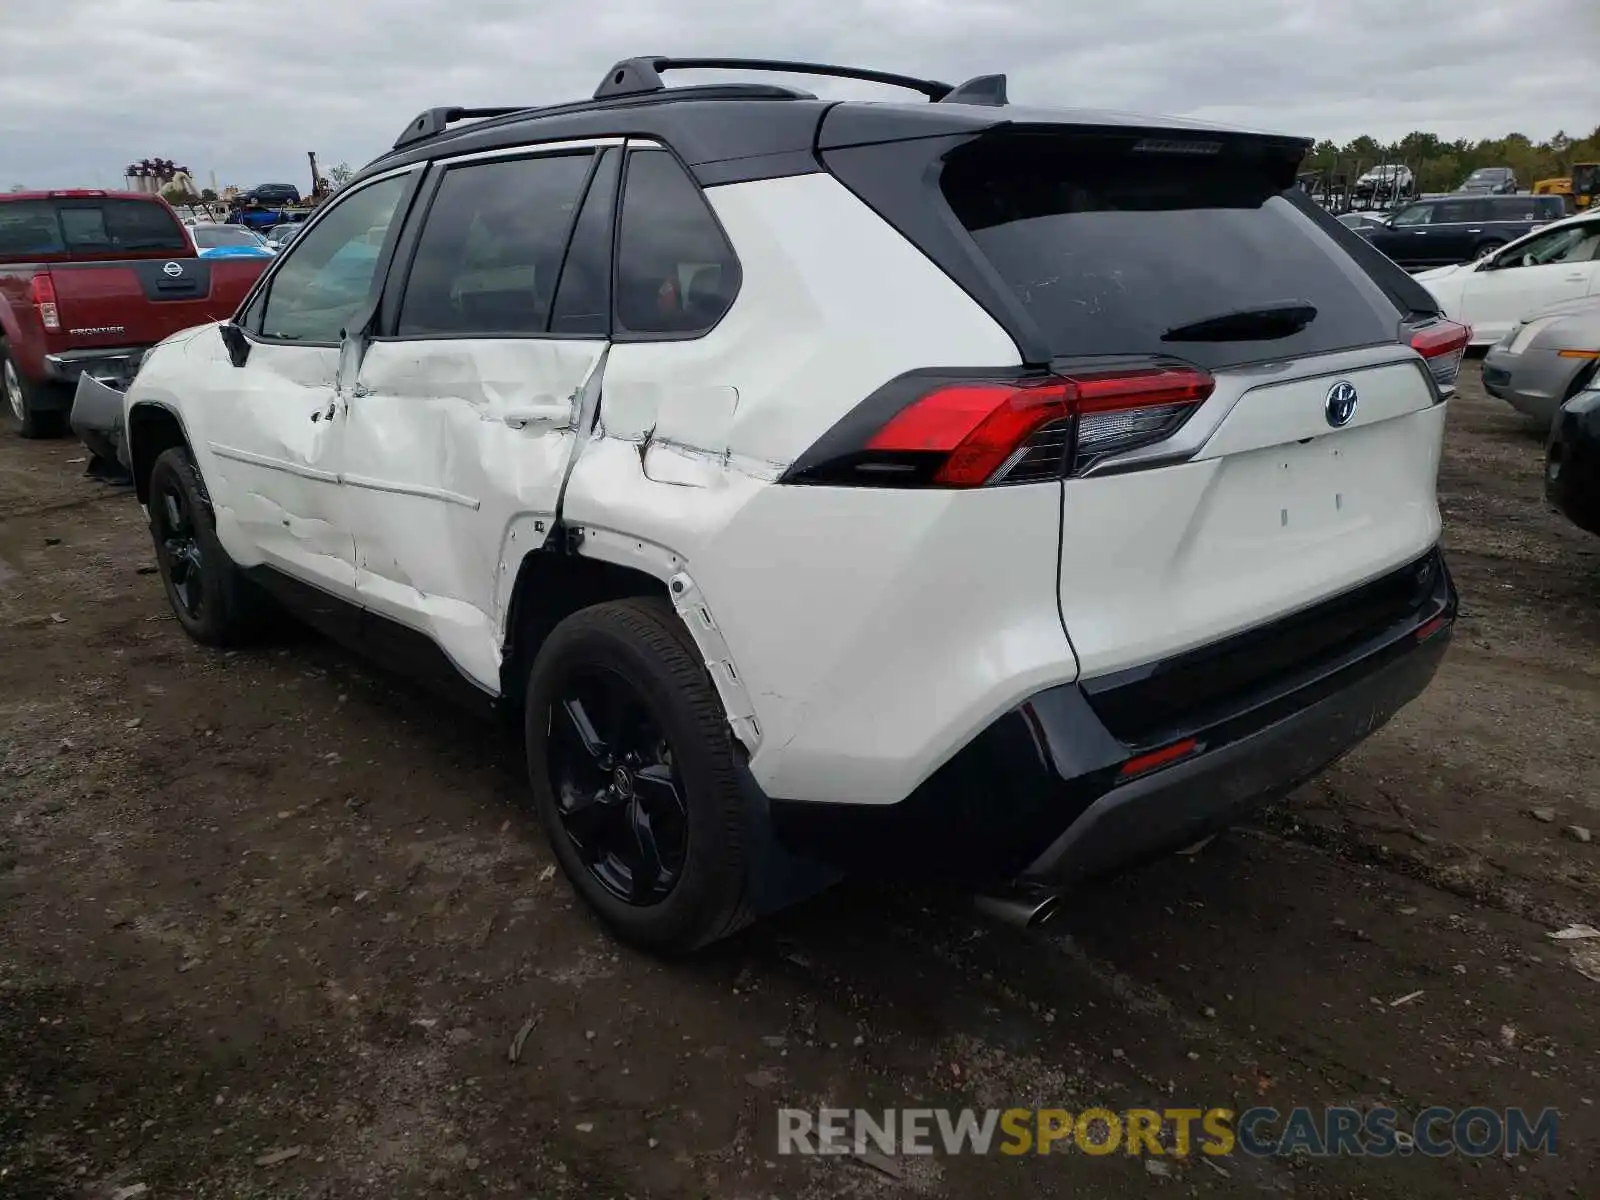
xmin=1357 ymin=193 xmax=1566 ymax=268
xmin=0 ymin=189 xmax=268 ymax=438
xmin=1415 ymin=209 xmax=1600 ymax=345
xmin=1482 ymin=296 xmax=1600 ymax=424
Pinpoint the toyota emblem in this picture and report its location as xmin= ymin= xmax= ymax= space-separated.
xmin=162 ymin=261 xmax=184 ymax=278
xmin=1324 ymin=380 xmax=1358 ymax=428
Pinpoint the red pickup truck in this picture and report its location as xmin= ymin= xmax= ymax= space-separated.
xmin=0 ymin=190 xmax=267 ymax=437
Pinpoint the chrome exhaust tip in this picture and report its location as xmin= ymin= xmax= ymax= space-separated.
xmin=974 ymin=889 xmax=1062 ymax=930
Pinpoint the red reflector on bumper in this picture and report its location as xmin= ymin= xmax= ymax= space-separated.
xmin=1414 ymin=615 xmax=1452 ymax=643
xmin=1118 ymin=737 xmax=1201 ymax=780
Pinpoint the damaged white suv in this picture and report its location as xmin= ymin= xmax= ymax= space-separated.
xmin=123 ymin=57 xmax=1464 ymax=953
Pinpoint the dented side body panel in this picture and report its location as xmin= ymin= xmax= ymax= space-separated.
xmin=562 ymin=173 xmax=1080 ymax=804
xmin=341 ymin=337 xmax=606 ymax=691
xmin=148 ymin=323 xmax=358 ymax=597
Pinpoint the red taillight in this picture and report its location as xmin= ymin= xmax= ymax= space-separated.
xmin=838 ymin=364 xmax=1214 ymax=488
xmin=48 ymin=189 xmax=107 ymax=198
xmin=1410 ymin=319 xmax=1471 ymax=397
xmin=866 ymin=379 xmax=1072 ymax=486
xmin=29 ymin=274 xmax=60 ymax=332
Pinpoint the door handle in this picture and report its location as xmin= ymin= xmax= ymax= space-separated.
xmin=1565 ymin=272 xmax=1587 ymax=282
xmin=502 ymin=403 xmax=572 ymax=429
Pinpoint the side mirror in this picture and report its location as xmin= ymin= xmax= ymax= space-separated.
xmin=218 ymin=321 xmax=251 ymax=369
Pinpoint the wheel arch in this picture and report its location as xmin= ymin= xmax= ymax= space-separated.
xmin=499 ymin=544 xmax=672 ymax=706
xmin=127 ymin=402 xmax=193 ymax=505
xmin=498 ymin=529 xmax=762 ymax=754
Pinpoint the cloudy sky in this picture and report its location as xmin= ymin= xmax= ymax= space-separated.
xmin=3 ymin=0 xmax=1596 ymax=191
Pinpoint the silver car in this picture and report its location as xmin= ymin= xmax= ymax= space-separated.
xmin=1482 ymin=297 xmax=1600 ymax=425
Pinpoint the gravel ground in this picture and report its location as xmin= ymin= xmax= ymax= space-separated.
xmin=1 ymin=363 xmax=1597 ymax=1199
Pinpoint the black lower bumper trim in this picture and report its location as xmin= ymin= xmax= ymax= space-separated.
xmin=768 ymin=549 xmax=1456 ymax=888
xmin=1020 ymin=629 xmax=1447 ymax=884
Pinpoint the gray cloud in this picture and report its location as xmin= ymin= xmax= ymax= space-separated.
xmin=2 ymin=0 xmax=1596 ymax=190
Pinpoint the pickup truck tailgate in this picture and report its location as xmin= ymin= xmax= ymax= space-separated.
xmin=45 ymin=257 xmax=264 ymax=349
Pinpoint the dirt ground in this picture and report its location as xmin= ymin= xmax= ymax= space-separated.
xmin=2 ymin=364 xmax=1597 ymax=1199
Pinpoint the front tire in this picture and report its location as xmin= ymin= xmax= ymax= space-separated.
xmin=1 ymin=344 xmax=67 ymax=439
xmin=147 ymin=446 xmax=273 ymax=646
xmin=525 ymin=598 xmax=754 ymax=954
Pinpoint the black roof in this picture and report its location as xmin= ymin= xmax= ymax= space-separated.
xmin=355 ymin=55 xmax=1308 ymax=189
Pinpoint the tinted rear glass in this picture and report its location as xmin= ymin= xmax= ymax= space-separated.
xmin=940 ymin=136 xmax=1402 ymax=369
xmin=0 ymin=197 xmax=187 ymax=258
xmin=1488 ymin=196 xmax=1561 ymax=221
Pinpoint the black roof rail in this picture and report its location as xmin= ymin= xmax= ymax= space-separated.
xmin=940 ymin=74 xmax=1008 ymax=107
xmin=393 ymin=106 xmax=530 ymax=151
xmin=595 ymin=56 xmax=956 ymax=102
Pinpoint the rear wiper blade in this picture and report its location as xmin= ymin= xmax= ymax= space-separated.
xmin=1161 ymin=301 xmax=1318 ymax=343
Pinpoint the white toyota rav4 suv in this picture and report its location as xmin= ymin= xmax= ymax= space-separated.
xmin=121 ymin=57 xmax=1464 ymax=953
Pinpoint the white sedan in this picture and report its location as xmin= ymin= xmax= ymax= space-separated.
xmin=1416 ymin=212 xmax=1600 ymax=346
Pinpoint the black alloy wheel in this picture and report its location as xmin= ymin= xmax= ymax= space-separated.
xmin=547 ymin=665 xmax=690 ymax=905
xmin=524 ymin=597 xmax=756 ymax=954
xmin=143 ymin=446 xmax=274 ymax=646
xmin=153 ymin=477 xmax=206 ymax=621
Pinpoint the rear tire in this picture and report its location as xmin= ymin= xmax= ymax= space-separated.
xmin=525 ymin=597 xmax=754 ymax=955
xmin=1 ymin=344 xmax=68 ymax=439
xmin=1474 ymin=239 xmax=1507 ymax=259
xmin=147 ymin=446 xmax=274 ymax=646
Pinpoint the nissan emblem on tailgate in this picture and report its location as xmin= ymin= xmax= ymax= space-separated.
xmin=162 ymin=261 xmax=184 ymax=278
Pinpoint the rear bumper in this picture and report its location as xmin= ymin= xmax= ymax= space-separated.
xmin=1482 ymin=348 xmax=1583 ymax=425
xmin=43 ymin=346 xmax=148 ymax=387
xmin=1018 ymin=624 xmax=1447 ymax=884
xmin=768 ymin=548 xmax=1456 ymax=889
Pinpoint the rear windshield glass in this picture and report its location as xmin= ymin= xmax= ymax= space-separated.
xmin=940 ymin=137 xmax=1402 ymax=370
xmin=0 ymin=197 xmax=187 ymax=259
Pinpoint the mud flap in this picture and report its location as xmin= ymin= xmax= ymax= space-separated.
xmin=737 ymin=763 xmax=842 ymax=916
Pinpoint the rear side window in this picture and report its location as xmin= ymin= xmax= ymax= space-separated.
xmin=0 ymin=197 xmax=187 ymax=258
xmin=549 ymin=149 xmax=620 ymax=337
xmin=1489 ymin=196 xmax=1560 ymax=222
xmin=614 ymin=150 xmax=740 ymax=338
xmin=0 ymin=200 xmax=64 ymax=256
xmin=1429 ymin=199 xmax=1486 ymax=223
xmin=396 ymin=152 xmax=593 ymax=338
xmin=1390 ymin=202 xmax=1435 ymax=227
xmin=58 ymin=200 xmax=189 ymax=251
xmin=939 ymin=135 xmax=1402 ymax=370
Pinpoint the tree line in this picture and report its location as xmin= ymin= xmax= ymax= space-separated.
xmin=1301 ymin=126 xmax=1600 ymax=193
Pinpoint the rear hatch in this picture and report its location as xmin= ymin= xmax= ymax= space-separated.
xmin=0 ymin=195 xmax=264 ymax=349
xmin=941 ymin=130 xmax=1458 ymax=679
xmin=825 ymin=120 xmax=1461 ymax=686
